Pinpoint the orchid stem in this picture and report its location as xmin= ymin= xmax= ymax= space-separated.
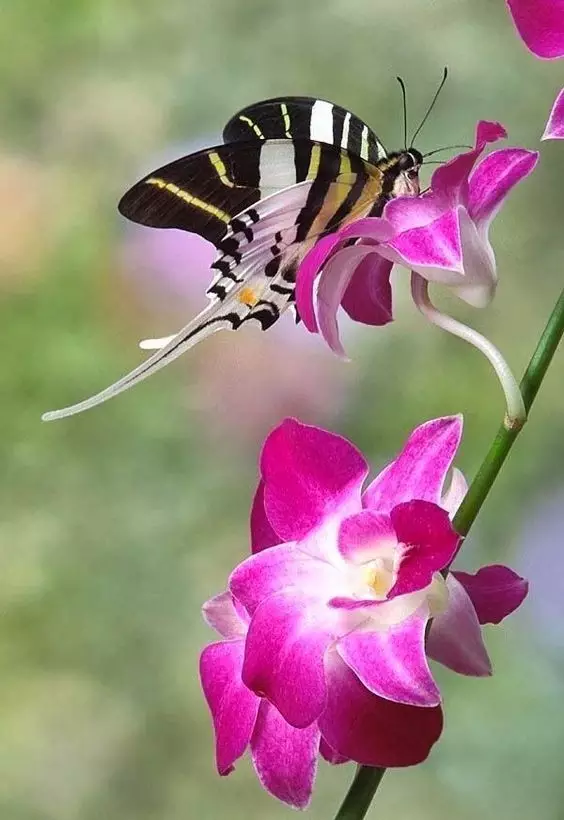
xmin=333 ymin=284 xmax=564 ymax=820
xmin=411 ymin=273 xmax=526 ymax=428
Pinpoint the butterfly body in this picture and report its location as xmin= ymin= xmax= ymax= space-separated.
xmin=43 ymin=96 xmax=423 ymax=421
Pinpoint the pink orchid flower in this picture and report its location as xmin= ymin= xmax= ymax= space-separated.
xmin=542 ymin=88 xmax=564 ymax=140
xmin=506 ymin=0 xmax=564 ymax=59
xmin=200 ymin=416 xmax=528 ymax=808
xmin=296 ymin=121 xmax=538 ymax=357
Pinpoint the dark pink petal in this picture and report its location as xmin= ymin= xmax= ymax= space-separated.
xmin=251 ymin=480 xmax=281 ymax=553
xmin=295 ymin=234 xmax=342 ymax=332
xmin=430 ymin=121 xmax=506 ymax=203
xmin=230 ymin=542 xmax=337 ymax=615
xmin=338 ymin=509 xmax=395 ymax=563
xmin=316 ymin=246 xmax=384 ymax=357
xmin=319 ymin=652 xmax=443 ymax=767
xmin=384 ymin=208 xmax=465 ymax=281
xmin=388 ymin=501 xmax=460 ymax=598
xmin=200 ymin=640 xmax=260 ymax=774
xmin=251 ymin=701 xmax=320 ymax=809
xmin=468 ymin=148 xmax=539 ymax=229
xmin=383 ymin=191 xmax=446 ymax=233
xmin=242 ymin=590 xmax=337 ymax=728
xmin=542 ymin=88 xmax=564 ymax=139
xmin=261 ymin=417 xmax=368 ymax=542
xmin=454 ymin=564 xmax=529 ymax=625
xmin=319 ymin=737 xmax=350 ymax=765
xmin=341 ymin=252 xmax=394 ymax=326
xmin=202 ymin=591 xmax=248 ymax=639
xmin=506 ymin=0 xmax=564 ymax=59
xmin=338 ymin=611 xmax=440 ymax=706
xmin=364 ymin=416 xmax=463 ymax=513
xmin=427 ymin=574 xmax=492 ymax=676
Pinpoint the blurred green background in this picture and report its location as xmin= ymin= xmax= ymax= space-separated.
xmin=2 ymin=0 xmax=564 ymax=817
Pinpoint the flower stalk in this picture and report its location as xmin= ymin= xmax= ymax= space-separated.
xmin=334 ymin=284 xmax=564 ymax=820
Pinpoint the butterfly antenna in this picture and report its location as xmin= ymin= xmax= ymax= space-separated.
xmin=423 ymin=143 xmax=472 ymax=158
xmin=410 ymin=66 xmax=448 ymax=148
xmin=396 ymin=76 xmax=408 ymax=151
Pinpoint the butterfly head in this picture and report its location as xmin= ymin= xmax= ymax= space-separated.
xmin=390 ymin=148 xmax=423 ymax=197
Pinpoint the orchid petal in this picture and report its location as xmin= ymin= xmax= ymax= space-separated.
xmin=337 ymin=509 xmax=395 ymax=564
xmin=242 ymin=590 xmax=337 ymax=728
xmin=295 ymin=234 xmax=342 ymax=332
xmin=260 ymin=418 xmax=368 ymax=542
xmin=468 ymin=148 xmax=539 ymax=229
xmin=319 ymin=737 xmax=350 ymax=765
xmin=454 ymin=564 xmax=529 ymax=625
xmin=441 ymin=467 xmax=469 ymax=518
xmin=316 ymin=246 xmax=384 ymax=357
xmin=451 ymin=206 xmax=497 ymax=308
xmin=230 ymin=542 xmax=338 ymax=615
xmin=202 ymin=591 xmax=248 ymax=639
xmin=340 ymin=252 xmax=394 ymax=326
xmin=382 ymin=208 xmax=465 ymax=283
xmin=251 ymin=701 xmax=320 ymax=809
xmin=319 ymin=652 xmax=443 ymax=767
xmin=250 ymin=480 xmax=280 ymax=553
xmin=506 ymin=0 xmax=564 ymax=59
xmin=427 ymin=574 xmax=492 ymax=676
xmin=200 ymin=640 xmax=260 ymax=774
xmin=364 ymin=415 xmax=463 ymax=513
xmin=389 ymin=501 xmax=460 ymax=598
xmin=383 ymin=191 xmax=446 ymax=233
xmin=542 ymin=88 xmax=564 ymax=139
xmin=338 ymin=611 xmax=440 ymax=706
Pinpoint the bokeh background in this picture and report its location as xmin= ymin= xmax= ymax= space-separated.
xmin=2 ymin=0 xmax=564 ymax=817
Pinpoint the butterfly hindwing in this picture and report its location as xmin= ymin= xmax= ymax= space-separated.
xmin=223 ymin=96 xmax=388 ymax=164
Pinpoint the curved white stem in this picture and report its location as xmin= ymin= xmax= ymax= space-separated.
xmin=411 ymin=272 xmax=526 ymax=427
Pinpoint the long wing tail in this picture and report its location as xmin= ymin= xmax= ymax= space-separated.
xmin=41 ymin=303 xmax=237 ymax=421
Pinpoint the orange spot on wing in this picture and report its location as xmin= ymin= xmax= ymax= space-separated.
xmin=238 ymin=286 xmax=259 ymax=306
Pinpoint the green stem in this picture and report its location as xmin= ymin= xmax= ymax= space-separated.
xmin=333 ymin=286 xmax=564 ymax=820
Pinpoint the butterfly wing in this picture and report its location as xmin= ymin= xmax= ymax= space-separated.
xmin=223 ymin=96 xmax=388 ymax=164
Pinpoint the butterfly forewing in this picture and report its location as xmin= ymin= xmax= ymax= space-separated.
xmin=223 ymin=96 xmax=388 ymax=165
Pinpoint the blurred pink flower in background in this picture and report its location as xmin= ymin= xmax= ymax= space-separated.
xmin=542 ymin=88 xmax=564 ymax=140
xmin=200 ymin=416 xmax=528 ymax=807
xmin=506 ymin=0 xmax=564 ymax=59
xmin=119 ymin=139 xmax=353 ymax=443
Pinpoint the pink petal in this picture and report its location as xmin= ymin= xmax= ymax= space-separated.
xmin=296 ymin=234 xmax=342 ymax=332
xmin=242 ymin=590 xmax=337 ymax=728
xmin=251 ymin=701 xmax=320 ymax=809
xmin=388 ymin=501 xmax=460 ymax=598
xmin=430 ymin=121 xmax=507 ymax=203
xmin=441 ymin=468 xmax=468 ymax=518
xmin=319 ymin=652 xmax=443 ymax=767
xmin=452 ymin=207 xmax=497 ymax=308
xmin=260 ymin=418 xmax=368 ymax=542
xmin=427 ymin=574 xmax=492 ymax=676
xmin=383 ymin=208 xmax=465 ymax=283
xmin=506 ymin=0 xmax=564 ymax=59
xmin=230 ymin=542 xmax=338 ymax=615
xmin=316 ymin=246 xmax=384 ymax=357
xmin=202 ymin=591 xmax=249 ymax=639
xmin=383 ymin=191 xmax=447 ymax=233
xmin=200 ymin=640 xmax=260 ymax=774
xmin=542 ymin=88 xmax=564 ymax=139
xmin=319 ymin=737 xmax=350 ymax=765
xmin=337 ymin=509 xmax=395 ymax=564
xmin=340 ymin=252 xmax=394 ymax=326
xmin=454 ymin=564 xmax=529 ymax=625
xmin=338 ymin=611 xmax=440 ymax=706
xmin=250 ymin=480 xmax=280 ymax=553
xmin=364 ymin=416 xmax=463 ymax=513
xmin=468 ymin=148 xmax=539 ymax=229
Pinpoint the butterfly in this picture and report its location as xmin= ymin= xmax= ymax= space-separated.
xmin=43 ymin=87 xmax=442 ymax=421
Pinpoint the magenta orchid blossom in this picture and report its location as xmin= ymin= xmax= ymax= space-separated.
xmin=505 ymin=0 xmax=564 ymax=59
xmin=542 ymin=88 xmax=564 ymax=140
xmin=200 ymin=416 xmax=528 ymax=808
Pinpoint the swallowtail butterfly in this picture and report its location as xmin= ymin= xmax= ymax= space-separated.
xmin=43 ymin=90 xmax=440 ymax=421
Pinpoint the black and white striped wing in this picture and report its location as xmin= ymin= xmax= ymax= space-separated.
xmin=224 ymin=96 xmax=388 ymax=164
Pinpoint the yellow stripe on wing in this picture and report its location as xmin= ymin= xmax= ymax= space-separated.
xmin=145 ymin=177 xmax=231 ymax=223
xmin=209 ymin=151 xmax=235 ymax=188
